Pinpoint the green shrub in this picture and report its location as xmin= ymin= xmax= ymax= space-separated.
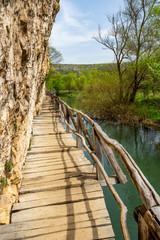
xmin=0 ymin=177 xmax=6 ymax=187
xmin=5 ymin=161 xmax=13 ymax=171
xmin=28 ymin=146 xmax=31 ymax=151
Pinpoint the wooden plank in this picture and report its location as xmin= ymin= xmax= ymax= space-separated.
xmin=24 ymin=158 xmax=90 ymax=169
xmin=20 ymin=175 xmax=97 ymax=194
xmin=26 ymin=146 xmax=77 ymax=154
xmin=21 ymin=170 xmax=95 ymax=186
xmin=13 ymin=190 xmax=104 ymax=211
xmin=26 ymin=148 xmax=85 ymax=161
xmin=22 ymin=162 xmax=92 ymax=173
xmin=19 ymin=183 xmax=102 ymax=202
xmin=1 ymin=219 xmax=114 ymax=240
xmin=0 ymin=209 xmax=108 ymax=233
xmin=11 ymin=198 xmax=107 ymax=223
xmin=31 ymin=137 xmax=76 ymax=147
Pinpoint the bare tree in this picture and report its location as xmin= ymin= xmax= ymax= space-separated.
xmin=49 ymin=46 xmax=63 ymax=64
xmin=94 ymin=11 xmax=131 ymax=103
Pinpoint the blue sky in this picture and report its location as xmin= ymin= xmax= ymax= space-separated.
xmin=50 ymin=0 xmax=124 ymax=64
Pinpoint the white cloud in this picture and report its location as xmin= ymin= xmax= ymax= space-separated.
xmin=49 ymin=0 xmax=112 ymax=64
xmin=60 ymin=0 xmax=84 ymax=28
xmin=50 ymin=0 xmax=95 ymax=48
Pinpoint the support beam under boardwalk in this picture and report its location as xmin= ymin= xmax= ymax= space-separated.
xmin=0 ymin=96 xmax=115 ymax=240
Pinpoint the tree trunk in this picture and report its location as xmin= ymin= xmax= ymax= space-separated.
xmin=129 ymin=85 xmax=138 ymax=103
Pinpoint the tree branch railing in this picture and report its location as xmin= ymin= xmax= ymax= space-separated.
xmin=51 ymin=92 xmax=160 ymax=240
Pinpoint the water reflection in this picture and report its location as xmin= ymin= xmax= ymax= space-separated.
xmin=96 ymin=121 xmax=160 ymax=240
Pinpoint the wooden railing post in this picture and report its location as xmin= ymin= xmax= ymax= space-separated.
xmin=102 ymin=143 xmax=127 ymax=184
xmin=66 ymin=107 xmax=70 ymax=133
xmin=59 ymin=102 xmax=63 ymax=123
xmin=76 ymin=113 xmax=82 ymax=148
xmin=93 ymin=128 xmax=104 ymax=181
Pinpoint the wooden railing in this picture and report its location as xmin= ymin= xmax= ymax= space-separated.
xmin=51 ymin=92 xmax=160 ymax=240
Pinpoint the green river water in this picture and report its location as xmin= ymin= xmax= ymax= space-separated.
xmin=61 ymin=96 xmax=160 ymax=240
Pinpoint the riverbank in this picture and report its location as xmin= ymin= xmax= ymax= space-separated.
xmin=59 ymin=91 xmax=160 ymax=130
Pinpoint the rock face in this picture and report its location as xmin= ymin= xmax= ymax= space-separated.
xmin=0 ymin=0 xmax=60 ymax=224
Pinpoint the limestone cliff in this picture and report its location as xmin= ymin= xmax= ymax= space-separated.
xmin=0 ymin=0 xmax=60 ymax=223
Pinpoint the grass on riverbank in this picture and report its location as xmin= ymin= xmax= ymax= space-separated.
xmin=135 ymin=94 xmax=160 ymax=124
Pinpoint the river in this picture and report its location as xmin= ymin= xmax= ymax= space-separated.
xmin=61 ymin=96 xmax=160 ymax=240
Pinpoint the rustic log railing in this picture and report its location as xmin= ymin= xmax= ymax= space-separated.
xmin=51 ymin=92 xmax=160 ymax=240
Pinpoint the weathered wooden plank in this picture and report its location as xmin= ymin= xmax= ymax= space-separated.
xmin=22 ymin=162 xmax=92 ymax=173
xmin=20 ymin=175 xmax=97 ymax=194
xmin=33 ymin=127 xmax=66 ymax=134
xmin=27 ymin=146 xmax=77 ymax=154
xmin=31 ymin=138 xmax=76 ymax=148
xmin=13 ymin=190 xmax=104 ymax=211
xmin=0 ymin=209 xmax=108 ymax=233
xmin=11 ymin=198 xmax=107 ymax=223
xmin=25 ymin=148 xmax=85 ymax=161
xmin=32 ymin=134 xmax=76 ymax=140
xmin=1 ymin=219 xmax=114 ymax=240
xmin=19 ymin=183 xmax=102 ymax=202
xmin=24 ymin=158 xmax=90 ymax=169
xmin=22 ymin=170 xmax=95 ymax=186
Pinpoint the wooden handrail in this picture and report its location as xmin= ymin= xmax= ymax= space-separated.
xmin=51 ymin=92 xmax=160 ymax=240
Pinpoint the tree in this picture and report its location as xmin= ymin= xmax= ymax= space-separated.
xmin=75 ymin=75 xmax=86 ymax=91
xmin=124 ymin=0 xmax=159 ymax=102
xmin=94 ymin=0 xmax=159 ymax=103
xmin=49 ymin=46 xmax=63 ymax=64
xmin=94 ymin=12 xmax=131 ymax=103
xmin=45 ymin=67 xmax=64 ymax=94
xmin=61 ymin=73 xmax=77 ymax=92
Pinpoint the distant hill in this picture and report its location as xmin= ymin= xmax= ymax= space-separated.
xmin=53 ymin=63 xmax=116 ymax=74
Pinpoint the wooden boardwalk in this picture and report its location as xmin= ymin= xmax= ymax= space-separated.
xmin=0 ymin=96 xmax=115 ymax=240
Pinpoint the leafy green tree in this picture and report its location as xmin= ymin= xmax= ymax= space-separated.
xmin=61 ymin=73 xmax=77 ymax=92
xmin=46 ymin=67 xmax=64 ymax=94
xmin=75 ymin=75 xmax=86 ymax=91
